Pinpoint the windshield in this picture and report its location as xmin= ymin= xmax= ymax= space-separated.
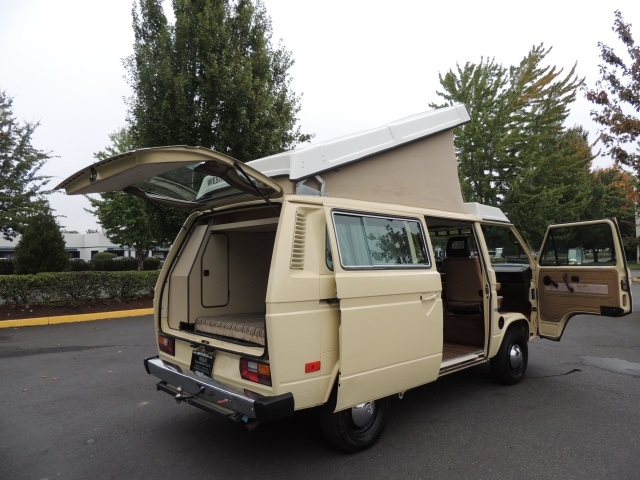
xmin=481 ymin=224 xmax=531 ymax=265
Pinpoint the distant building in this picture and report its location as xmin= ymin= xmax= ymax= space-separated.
xmin=0 ymin=232 xmax=166 ymax=261
xmin=61 ymin=232 xmax=136 ymax=261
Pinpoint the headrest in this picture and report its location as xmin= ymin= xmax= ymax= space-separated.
xmin=446 ymin=236 xmax=470 ymax=258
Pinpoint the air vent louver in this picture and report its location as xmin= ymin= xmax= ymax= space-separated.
xmin=290 ymin=211 xmax=307 ymax=269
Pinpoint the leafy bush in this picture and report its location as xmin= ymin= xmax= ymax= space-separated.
xmin=92 ymin=252 xmax=118 ymax=262
xmin=69 ymin=259 xmax=91 ymax=271
xmin=0 ymin=259 xmax=14 ymax=275
xmin=45 ymin=271 xmax=106 ymax=306
xmin=90 ymin=253 xmax=139 ymax=271
xmin=110 ymin=257 xmax=138 ymax=271
xmin=143 ymin=256 xmax=161 ymax=270
xmin=0 ymin=270 xmax=159 ymax=308
xmin=91 ymin=252 xmax=117 ymax=271
xmin=101 ymin=271 xmax=158 ymax=301
xmin=0 ymin=274 xmax=37 ymax=306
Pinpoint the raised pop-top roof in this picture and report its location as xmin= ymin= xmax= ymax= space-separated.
xmin=464 ymin=203 xmax=510 ymax=223
xmin=248 ymin=104 xmax=471 ymax=181
xmin=55 ymin=104 xmax=475 ymax=214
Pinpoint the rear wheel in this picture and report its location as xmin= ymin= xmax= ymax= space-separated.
xmin=490 ymin=326 xmax=528 ymax=385
xmin=319 ymin=393 xmax=389 ymax=453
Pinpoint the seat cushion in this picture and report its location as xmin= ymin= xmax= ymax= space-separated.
xmin=195 ymin=314 xmax=265 ymax=346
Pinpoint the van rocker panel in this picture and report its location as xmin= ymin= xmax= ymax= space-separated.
xmin=144 ymin=356 xmax=294 ymax=421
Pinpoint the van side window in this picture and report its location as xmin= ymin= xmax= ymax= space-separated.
xmin=539 ymin=223 xmax=617 ymax=266
xmin=332 ymin=212 xmax=429 ymax=268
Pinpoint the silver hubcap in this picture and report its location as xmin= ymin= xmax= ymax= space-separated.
xmin=351 ymin=401 xmax=376 ymax=428
xmin=509 ymin=344 xmax=523 ymax=370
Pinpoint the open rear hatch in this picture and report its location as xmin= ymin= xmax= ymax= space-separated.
xmin=55 ymin=145 xmax=283 ymax=209
xmin=57 ymin=146 xmax=283 ymax=352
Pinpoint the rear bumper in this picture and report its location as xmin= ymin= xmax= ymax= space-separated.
xmin=144 ymin=356 xmax=294 ymax=422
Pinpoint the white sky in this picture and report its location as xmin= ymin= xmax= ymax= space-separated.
xmin=1 ymin=0 xmax=639 ymax=232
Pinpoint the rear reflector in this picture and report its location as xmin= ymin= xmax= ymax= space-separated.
xmin=158 ymin=334 xmax=175 ymax=356
xmin=240 ymin=358 xmax=272 ymax=386
xmin=305 ymin=361 xmax=321 ymax=373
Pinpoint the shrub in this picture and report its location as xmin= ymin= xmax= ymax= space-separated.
xmin=69 ymin=259 xmax=91 ymax=271
xmin=91 ymin=252 xmax=117 ymax=271
xmin=102 ymin=271 xmax=158 ymax=301
xmin=92 ymin=252 xmax=118 ymax=262
xmin=113 ymin=257 xmax=138 ymax=271
xmin=0 ymin=274 xmax=36 ymax=306
xmin=0 ymin=270 xmax=160 ymax=308
xmin=0 ymin=259 xmax=14 ymax=275
xmin=90 ymin=253 xmax=139 ymax=271
xmin=48 ymin=271 xmax=106 ymax=306
xmin=143 ymin=256 xmax=161 ymax=270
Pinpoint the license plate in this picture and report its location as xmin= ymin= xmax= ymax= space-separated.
xmin=190 ymin=350 xmax=214 ymax=379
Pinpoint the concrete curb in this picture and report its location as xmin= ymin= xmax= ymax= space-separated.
xmin=0 ymin=308 xmax=153 ymax=329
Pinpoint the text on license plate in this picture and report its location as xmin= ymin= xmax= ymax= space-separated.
xmin=190 ymin=350 xmax=214 ymax=378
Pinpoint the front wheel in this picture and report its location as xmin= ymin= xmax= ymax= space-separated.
xmin=319 ymin=394 xmax=389 ymax=453
xmin=490 ymin=326 xmax=528 ymax=385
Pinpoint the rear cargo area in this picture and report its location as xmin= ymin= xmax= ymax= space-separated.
xmin=162 ymin=207 xmax=279 ymax=347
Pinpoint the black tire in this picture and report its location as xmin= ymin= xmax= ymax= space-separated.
xmin=490 ymin=326 xmax=528 ymax=385
xmin=319 ymin=391 xmax=389 ymax=453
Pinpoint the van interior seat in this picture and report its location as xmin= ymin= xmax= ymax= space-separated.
xmin=194 ymin=313 xmax=266 ymax=346
xmin=443 ymin=236 xmax=483 ymax=313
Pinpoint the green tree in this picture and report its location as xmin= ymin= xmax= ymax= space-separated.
xmin=89 ymin=128 xmax=184 ymax=271
xmin=503 ymin=127 xmax=595 ymax=246
xmin=88 ymin=191 xmax=178 ymax=271
xmin=588 ymin=166 xmax=638 ymax=249
xmin=93 ymin=127 xmax=136 ymax=159
xmin=14 ymin=209 xmax=69 ymax=274
xmin=90 ymin=1 xmax=310 ymax=261
xmin=0 ymin=90 xmax=52 ymax=240
xmin=126 ymin=0 xmax=311 ymax=158
xmin=586 ymin=10 xmax=640 ymax=173
xmin=433 ymin=44 xmax=588 ymax=245
xmin=431 ymin=57 xmax=512 ymax=204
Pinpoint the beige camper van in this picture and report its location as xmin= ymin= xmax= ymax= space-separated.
xmin=57 ymin=104 xmax=632 ymax=452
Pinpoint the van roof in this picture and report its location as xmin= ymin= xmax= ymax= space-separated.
xmin=464 ymin=203 xmax=510 ymax=223
xmin=248 ymin=104 xmax=471 ymax=181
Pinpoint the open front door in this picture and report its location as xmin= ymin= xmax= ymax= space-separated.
xmin=325 ymin=207 xmax=443 ymax=411
xmin=537 ymin=219 xmax=632 ymax=340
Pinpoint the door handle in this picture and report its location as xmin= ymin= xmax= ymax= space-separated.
xmin=420 ymin=294 xmax=439 ymax=302
xmin=563 ymin=273 xmax=575 ymax=292
xmin=321 ymin=298 xmax=340 ymax=305
xmin=562 ymin=273 xmax=575 ymax=293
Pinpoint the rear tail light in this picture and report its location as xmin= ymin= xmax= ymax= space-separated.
xmin=158 ymin=334 xmax=175 ymax=356
xmin=240 ymin=358 xmax=272 ymax=386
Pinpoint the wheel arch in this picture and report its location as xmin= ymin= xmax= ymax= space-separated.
xmin=488 ymin=313 xmax=530 ymax=359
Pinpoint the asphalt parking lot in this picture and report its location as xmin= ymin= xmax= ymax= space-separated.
xmin=1 ymin=294 xmax=639 ymax=479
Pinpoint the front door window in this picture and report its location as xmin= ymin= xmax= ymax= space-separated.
xmin=539 ymin=223 xmax=618 ymax=267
